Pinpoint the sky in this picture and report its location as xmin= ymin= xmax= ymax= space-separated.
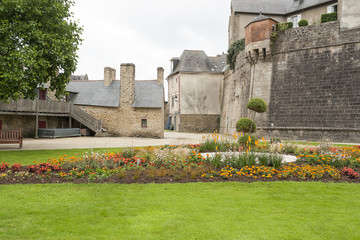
xmin=71 ymin=0 xmax=231 ymax=81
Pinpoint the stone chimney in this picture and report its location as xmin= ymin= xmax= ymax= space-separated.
xmin=157 ymin=67 xmax=164 ymax=84
xmin=120 ymin=63 xmax=135 ymax=105
xmin=104 ymin=67 xmax=116 ymax=87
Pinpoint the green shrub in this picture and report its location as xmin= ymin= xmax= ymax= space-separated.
xmin=238 ymin=134 xmax=258 ymax=147
xmin=321 ymin=13 xmax=337 ymax=23
xmin=276 ymin=22 xmax=293 ymax=31
xmin=236 ymin=118 xmax=256 ymax=133
xmin=247 ymin=98 xmax=268 ymax=113
xmin=298 ymin=19 xmax=308 ymax=27
xmin=227 ymin=39 xmax=245 ymax=70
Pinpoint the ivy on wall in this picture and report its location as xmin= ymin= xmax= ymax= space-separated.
xmin=227 ymin=39 xmax=245 ymax=70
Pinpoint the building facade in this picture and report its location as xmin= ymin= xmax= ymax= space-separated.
xmin=229 ymin=0 xmax=339 ymax=45
xmin=221 ymin=0 xmax=360 ymax=142
xmin=167 ymin=50 xmax=226 ymax=132
xmin=67 ymin=64 xmax=165 ymax=138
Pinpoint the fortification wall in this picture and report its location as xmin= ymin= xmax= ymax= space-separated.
xmin=221 ymin=21 xmax=360 ymax=142
xmin=263 ymin=21 xmax=360 ymax=141
xmin=220 ymin=51 xmax=251 ymax=134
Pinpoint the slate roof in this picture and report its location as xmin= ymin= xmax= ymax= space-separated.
xmin=66 ymin=81 xmax=120 ymax=107
xmin=168 ymin=50 xmax=227 ymax=78
xmin=231 ymin=0 xmax=334 ymax=15
xmin=132 ymin=81 xmax=163 ymax=108
xmin=66 ymin=80 xmax=162 ymax=108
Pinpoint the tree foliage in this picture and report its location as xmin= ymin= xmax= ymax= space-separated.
xmin=227 ymin=39 xmax=245 ymax=70
xmin=0 ymin=0 xmax=82 ymax=100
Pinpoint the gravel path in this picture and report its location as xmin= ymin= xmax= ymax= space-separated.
xmin=0 ymin=132 xmax=206 ymax=151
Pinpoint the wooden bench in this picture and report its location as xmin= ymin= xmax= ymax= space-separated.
xmin=0 ymin=130 xmax=23 ymax=148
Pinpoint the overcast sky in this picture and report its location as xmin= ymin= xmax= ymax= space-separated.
xmin=71 ymin=0 xmax=230 ymax=81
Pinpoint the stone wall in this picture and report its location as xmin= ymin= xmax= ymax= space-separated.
xmin=0 ymin=115 xmax=70 ymax=138
xmin=180 ymin=114 xmax=219 ymax=133
xmin=221 ymin=21 xmax=360 ymax=142
xmin=80 ymin=105 xmax=163 ymax=138
xmin=264 ymin=21 xmax=360 ymax=141
xmin=76 ymin=63 xmax=164 ymax=139
xmin=220 ymin=48 xmax=273 ymax=134
xmin=220 ymin=52 xmax=251 ymax=134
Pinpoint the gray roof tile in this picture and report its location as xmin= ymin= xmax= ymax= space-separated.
xmin=168 ymin=50 xmax=227 ymax=78
xmin=232 ymin=0 xmax=334 ymax=15
xmin=132 ymin=81 xmax=163 ymax=108
xmin=66 ymin=81 xmax=120 ymax=107
xmin=66 ymin=80 xmax=163 ymax=108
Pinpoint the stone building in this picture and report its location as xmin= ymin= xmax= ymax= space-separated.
xmin=67 ymin=64 xmax=164 ymax=138
xmin=166 ymin=50 xmax=226 ymax=132
xmin=0 ymin=88 xmax=102 ymax=138
xmin=229 ymin=0 xmax=339 ymax=45
xmin=221 ymin=0 xmax=360 ymax=142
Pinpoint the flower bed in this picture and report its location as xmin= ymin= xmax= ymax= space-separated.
xmin=1 ymin=139 xmax=359 ymax=184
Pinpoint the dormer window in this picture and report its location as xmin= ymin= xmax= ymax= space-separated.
xmin=293 ymin=0 xmax=301 ymax=7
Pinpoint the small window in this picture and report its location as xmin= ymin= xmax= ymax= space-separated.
xmin=141 ymin=119 xmax=147 ymax=128
xmin=0 ymin=120 xmax=2 ymax=131
xmin=171 ymin=96 xmax=175 ymax=108
xmin=327 ymin=4 xmax=338 ymax=13
xmin=287 ymin=14 xmax=301 ymax=28
xmin=39 ymin=89 xmax=47 ymax=100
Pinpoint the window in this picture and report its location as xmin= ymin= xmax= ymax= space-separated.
xmin=171 ymin=96 xmax=175 ymax=108
xmin=327 ymin=4 xmax=338 ymax=13
xmin=141 ymin=119 xmax=147 ymax=128
xmin=0 ymin=120 xmax=2 ymax=131
xmin=287 ymin=14 xmax=301 ymax=28
xmin=38 ymin=89 xmax=47 ymax=100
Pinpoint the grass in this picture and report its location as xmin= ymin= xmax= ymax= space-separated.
xmin=1 ymin=182 xmax=360 ymax=240
xmin=283 ymin=141 xmax=357 ymax=147
xmin=0 ymin=148 xmax=125 ymax=165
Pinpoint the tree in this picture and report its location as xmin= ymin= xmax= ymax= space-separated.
xmin=0 ymin=0 xmax=82 ymax=100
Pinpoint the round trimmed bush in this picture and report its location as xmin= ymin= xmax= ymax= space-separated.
xmin=247 ymin=98 xmax=268 ymax=113
xmin=298 ymin=19 xmax=308 ymax=27
xmin=238 ymin=134 xmax=258 ymax=147
xmin=236 ymin=118 xmax=257 ymax=133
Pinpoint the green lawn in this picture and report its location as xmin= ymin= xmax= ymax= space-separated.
xmin=1 ymin=182 xmax=360 ymax=240
xmin=0 ymin=148 xmax=125 ymax=165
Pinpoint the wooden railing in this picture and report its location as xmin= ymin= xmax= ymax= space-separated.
xmin=0 ymin=99 xmax=102 ymax=133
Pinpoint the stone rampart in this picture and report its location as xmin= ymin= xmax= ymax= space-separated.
xmin=221 ymin=21 xmax=360 ymax=142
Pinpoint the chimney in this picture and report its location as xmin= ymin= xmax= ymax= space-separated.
xmin=157 ymin=67 xmax=164 ymax=84
xmin=104 ymin=67 xmax=116 ymax=87
xmin=120 ymin=63 xmax=135 ymax=105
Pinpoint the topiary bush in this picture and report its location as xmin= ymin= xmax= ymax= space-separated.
xmin=227 ymin=38 xmax=245 ymax=70
xmin=298 ymin=19 xmax=308 ymax=27
xmin=321 ymin=12 xmax=337 ymax=23
xmin=238 ymin=134 xmax=258 ymax=147
xmin=247 ymin=98 xmax=268 ymax=113
xmin=236 ymin=118 xmax=256 ymax=133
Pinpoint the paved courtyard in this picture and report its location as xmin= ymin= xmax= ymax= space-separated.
xmin=0 ymin=131 xmax=207 ymax=150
